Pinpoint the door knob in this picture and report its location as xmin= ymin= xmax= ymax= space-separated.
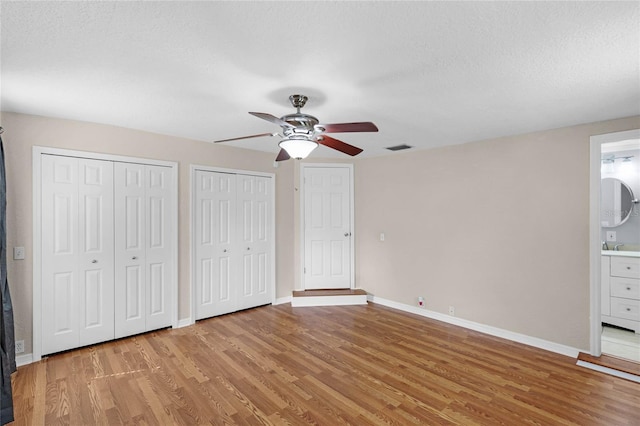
xmin=223 ymin=249 xmax=227 ymax=253
xmin=247 ymin=247 xmax=251 ymax=251
xmin=132 ymin=256 xmax=138 ymax=260
xmin=344 ymin=232 xmax=351 ymax=237
xmin=91 ymin=259 xmax=98 ymax=264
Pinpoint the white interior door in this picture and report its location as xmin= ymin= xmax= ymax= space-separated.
xmin=115 ymin=163 xmax=173 ymax=337
xmin=35 ymin=147 xmax=178 ymax=361
xmin=144 ymin=165 xmax=174 ymax=330
xmin=303 ymin=166 xmax=353 ymax=290
xmin=42 ymin=155 xmax=114 ymax=355
xmin=194 ymin=169 xmax=273 ymax=320
xmin=236 ymin=175 xmax=271 ymax=310
xmin=78 ymin=159 xmax=115 ymax=346
xmin=114 ymin=162 xmax=146 ymax=337
xmin=195 ymin=171 xmax=237 ymax=319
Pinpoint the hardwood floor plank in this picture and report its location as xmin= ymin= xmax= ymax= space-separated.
xmin=11 ymin=303 xmax=640 ymax=425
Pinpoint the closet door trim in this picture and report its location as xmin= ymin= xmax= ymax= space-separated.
xmin=189 ymin=164 xmax=276 ymax=325
xmin=33 ymin=146 xmax=178 ymax=362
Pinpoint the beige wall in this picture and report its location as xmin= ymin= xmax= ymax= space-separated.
xmin=1 ymin=112 xmax=296 ymax=355
xmin=4 ymin=111 xmax=640 ymax=356
xmin=354 ymin=116 xmax=640 ymax=350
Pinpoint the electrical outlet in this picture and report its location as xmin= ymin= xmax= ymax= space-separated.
xmin=15 ymin=340 xmax=24 ymax=354
xmin=13 ymin=247 xmax=25 ymax=260
xmin=449 ymin=306 xmax=455 ymax=316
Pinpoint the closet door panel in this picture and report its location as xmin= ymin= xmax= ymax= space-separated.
xmin=42 ymin=155 xmax=80 ymax=354
xmin=145 ymin=165 xmax=173 ymax=330
xmin=195 ymin=171 xmax=216 ymax=319
xmin=115 ymin=163 xmax=146 ymax=338
xmin=195 ymin=171 xmax=237 ymax=319
xmin=78 ymin=159 xmax=115 ymax=346
xmin=236 ymin=175 xmax=271 ymax=310
xmin=42 ymin=157 xmax=116 ymax=353
xmin=214 ymin=173 xmax=235 ymax=316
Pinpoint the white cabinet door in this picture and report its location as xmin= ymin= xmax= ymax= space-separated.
xmin=115 ymin=163 xmax=173 ymax=337
xmin=194 ymin=170 xmax=273 ymax=320
xmin=303 ymin=166 xmax=352 ymax=290
xmin=42 ymin=155 xmax=114 ymax=355
xmin=237 ymin=175 xmax=271 ymax=310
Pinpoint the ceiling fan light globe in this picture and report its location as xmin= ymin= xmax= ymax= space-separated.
xmin=279 ymin=139 xmax=318 ymax=160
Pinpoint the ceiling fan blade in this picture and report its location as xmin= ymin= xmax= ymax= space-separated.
xmin=213 ymin=132 xmax=274 ymax=143
xmin=275 ymin=149 xmax=290 ymax=162
xmin=249 ymin=112 xmax=293 ymax=128
xmin=317 ymin=135 xmax=363 ymax=156
xmin=318 ymin=122 xmax=378 ymax=133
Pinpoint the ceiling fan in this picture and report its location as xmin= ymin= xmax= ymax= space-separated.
xmin=214 ymin=94 xmax=379 ymax=161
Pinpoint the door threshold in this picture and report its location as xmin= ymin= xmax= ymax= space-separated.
xmin=291 ymin=289 xmax=368 ymax=307
xmin=577 ymin=352 xmax=640 ymax=382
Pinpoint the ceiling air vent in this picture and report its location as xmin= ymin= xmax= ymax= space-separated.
xmin=385 ymin=144 xmax=413 ymax=151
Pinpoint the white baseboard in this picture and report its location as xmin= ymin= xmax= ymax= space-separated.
xmin=15 ymin=295 xmax=580 ymax=368
xmin=274 ymin=296 xmax=292 ymax=305
xmin=176 ymin=318 xmax=193 ymax=328
xmin=368 ymin=295 xmax=581 ymax=358
xmin=16 ymin=353 xmax=33 ymax=367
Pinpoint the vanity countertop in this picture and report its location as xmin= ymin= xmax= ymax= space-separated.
xmin=601 ymin=250 xmax=640 ymax=258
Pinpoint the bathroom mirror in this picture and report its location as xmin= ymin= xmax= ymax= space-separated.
xmin=601 ymin=177 xmax=636 ymax=227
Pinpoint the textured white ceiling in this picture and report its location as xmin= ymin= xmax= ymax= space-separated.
xmin=2 ymin=1 xmax=639 ymax=159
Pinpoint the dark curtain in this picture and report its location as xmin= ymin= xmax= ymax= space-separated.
xmin=0 ymin=133 xmax=16 ymax=425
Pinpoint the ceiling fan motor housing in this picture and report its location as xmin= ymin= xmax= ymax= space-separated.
xmin=281 ymin=113 xmax=319 ymax=133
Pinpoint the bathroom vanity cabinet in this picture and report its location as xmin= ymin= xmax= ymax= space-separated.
xmin=602 ymin=254 xmax=640 ymax=333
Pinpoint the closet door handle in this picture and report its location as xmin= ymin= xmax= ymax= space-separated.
xmin=223 ymin=249 xmax=228 ymax=253
xmin=132 ymin=256 xmax=138 ymax=260
xmin=91 ymin=259 xmax=98 ymax=264
xmin=247 ymin=247 xmax=251 ymax=251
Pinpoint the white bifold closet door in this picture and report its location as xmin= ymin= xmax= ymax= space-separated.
xmin=41 ymin=155 xmax=115 ymax=354
xmin=41 ymin=154 xmax=175 ymax=356
xmin=114 ymin=162 xmax=173 ymax=338
xmin=195 ymin=170 xmax=272 ymax=320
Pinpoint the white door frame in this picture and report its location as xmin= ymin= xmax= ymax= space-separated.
xmin=589 ymin=129 xmax=640 ymax=356
xmin=189 ymin=165 xmax=276 ymax=324
xmin=299 ymin=163 xmax=355 ymax=291
xmin=33 ymin=146 xmax=179 ymax=362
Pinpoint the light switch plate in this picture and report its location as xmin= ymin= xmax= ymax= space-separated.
xmin=606 ymin=231 xmax=617 ymax=242
xmin=13 ymin=247 xmax=25 ymax=260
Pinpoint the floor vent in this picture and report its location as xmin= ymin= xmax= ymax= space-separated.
xmin=385 ymin=144 xmax=413 ymax=151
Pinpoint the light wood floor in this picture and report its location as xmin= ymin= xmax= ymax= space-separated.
xmin=11 ymin=303 xmax=640 ymax=425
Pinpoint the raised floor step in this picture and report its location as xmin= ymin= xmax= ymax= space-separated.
xmin=291 ymin=289 xmax=368 ymax=307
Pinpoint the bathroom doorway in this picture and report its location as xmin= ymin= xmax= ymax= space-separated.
xmin=590 ymin=129 xmax=640 ymax=362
